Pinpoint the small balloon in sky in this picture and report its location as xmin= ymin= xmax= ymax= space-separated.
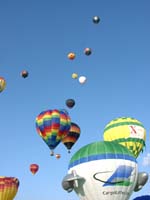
xmin=21 ymin=70 xmax=29 ymax=78
xmin=0 ymin=77 xmax=6 ymax=92
xmin=30 ymin=164 xmax=39 ymax=175
xmin=79 ymin=76 xmax=87 ymax=84
xmin=66 ymin=99 xmax=75 ymax=108
xmin=55 ymin=154 xmax=61 ymax=159
xmin=68 ymin=52 xmax=76 ymax=60
xmin=84 ymin=48 xmax=92 ymax=56
xmin=72 ymin=73 xmax=78 ymax=79
xmin=93 ymin=16 xmax=100 ymax=24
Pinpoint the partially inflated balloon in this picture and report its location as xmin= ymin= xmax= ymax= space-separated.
xmin=0 ymin=176 xmax=19 ymax=200
xmin=103 ymin=117 xmax=146 ymax=158
xmin=30 ymin=164 xmax=39 ymax=175
xmin=62 ymin=122 xmax=80 ymax=152
xmin=0 ymin=77 xmax=6 ymax=92
xmin=35 ymin=109 xmax=71 ymax=155
xmin=66 ymin=99 xmax=75 ymax=108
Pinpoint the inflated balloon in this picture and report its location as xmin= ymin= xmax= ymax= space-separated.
xmin=133 ymin=195 xmax=150 ymax=200
xmin=62 ymin=122 xmax=80 ymax=153
xmin=35 ymin=109 xmax=71 ymax=155
xmin=103 ymin=117 xmax=146 ymax=158
xmin=62 ymin=141 xmax=138 ymax=200
xmin=0 ymin=176 xmax=19 ymax=200
xmin=84 ymin=48 xmax=92 ymax=56
xmin=0 ymin=77 xmax=6 ymax=92
xmin=30 ymin=164 xmax=39 ymax=175
xmin=68 ymin=52 xmax=75 ymax=60
xmin=72 ymin=73 xmax=78 ymax=79
xmin=55 ymin=154 xmax=61 ymax=159
xmin=93 ymin=16 xmax=100 ymax=24
xmin=79 ymin=76 xmax=86 ymax=84
xmin=21 ymin=70 xmax=28 ymax=78
xmin=66 ymin=99 xmax=75 ymax=108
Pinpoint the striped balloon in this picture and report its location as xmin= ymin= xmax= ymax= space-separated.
xmin=62 ymin=122 xmax=80 ymax=153
xmin=103 ymin=117 xmax=146 ymax=158
xmin=0 ymin=176 xmax=19 ymax=200
xmin=35 ymin=109 xmax=71 ymax=155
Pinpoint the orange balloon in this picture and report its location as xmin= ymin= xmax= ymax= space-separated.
xmin=55 ymin=154 xmax=61 ymax=159
xmin=68 ymin=52 xmax=75 ymax=60
xmin=30 ymin=164 xmax=39 ymax=175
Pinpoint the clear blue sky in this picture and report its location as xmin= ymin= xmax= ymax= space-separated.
xmin=0 ymin=0 xmax=150 ymax=199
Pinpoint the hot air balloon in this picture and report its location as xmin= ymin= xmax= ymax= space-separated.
xmin=133 ymin=195 xmax=150 ymax=200
xmin=62 ymin=141 xmax=138 ymax=200
xmin=55 ymin=154 xmax=61 ymax=159
xmin=62 ymin=122 xmax=80 ymax=153
xmin=21 ymin=70 xmax=28 ymax=78
xmin=84 ymin=48 xmax=92 ymax=56
xmin=68 ymin=52 xmax=76 ymax=60
xmin=72 ymin=73 xmax=78 ymax=79
xmin=79 ymin=76 xmax=86 ymax=84
xmin=0 ymin=176 xmax=19 ymax=200
xmin=30 ymin=164 xmax=39 ymax=175
xmin=66 ymin=99 xmax=75 ymax=109
xmin=93 ymin=16 xmax=100 ymax=24
xmin=35 ymin=109 xmax=71 ymax=155
xmin=103 ymin=117 xmax=146 ymax=158
xmin=0 ymin=77 xmax=6 ymax=92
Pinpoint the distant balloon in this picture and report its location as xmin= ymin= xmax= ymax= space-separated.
xmin=93 ymin=16 xmax=100 ymax=24
xmin=62 ymin=122 xmax=81 ymax=153
xmin=68 ymin=52 xmax=76 ymax=60
xmin=30 ymin=164 xmax=39 ymax=175
xmin=84 ymin=48 xmax=92 ymax=56
xmin=0 ymin=176 xmax=19 ymax=200
xmin=35 ymin=109 xmax=71 ymax=155
xmin=72 ymin=73 xmax=78 ymax=79
xmin=55 ymin=154 xmax=61 ymax=159
xmin=0 ymin=77 xmax=6 ymax=92
xmin=21 ymin=70 xmax=28 ymax=78
xmin=79 ymin=76 xmax=86 ymax=84
xmin=103 ymin=117 xmax=146 ymax=158
xmin=66 ymin=99 xmax=75 ymax=108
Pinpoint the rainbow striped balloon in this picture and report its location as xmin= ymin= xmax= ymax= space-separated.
xmin=35 ymin=109 xmax=71 ymax=155
xmin=0 ymin=176 xmax=19 ymax=200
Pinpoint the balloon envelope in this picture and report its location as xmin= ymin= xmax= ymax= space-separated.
xmin=84 ymin=48 xmax=92 ymax=56
xmin=68 ymin=52 xmax=75 ymax=60
xmin=0 ymin=176 xmax=19 ymax=200
xmin=30 ymin=164 xmax=39 ymax=174
xmin=93 ymin=16 xmax=100 ymax=24
xmin=79 ymin=76 xmax=86 ymax=84
xmin=66 ymin=99 xmax=75 ymax=108
xmin=133 ymin=195 xmax=150 ymax=200
xmin=72 ymin=73 xmax=78 ymax=79
xmin=67 ymin=141 xmax=138 ymax=200
xmin=0 ymin=77 xmax=6 ymax=92
xmin=103 ymin=117 xmax=146 ymax=158
xmin=21 ymin=70 xmax=28 ymax=78
xmin=35 ymin=109 xmax=71 ymax=154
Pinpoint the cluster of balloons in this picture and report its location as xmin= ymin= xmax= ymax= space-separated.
xmin=62 ymin=116 xmax=148 ymax=200
xmin=35 ymin=108 xmax=81 ymax=157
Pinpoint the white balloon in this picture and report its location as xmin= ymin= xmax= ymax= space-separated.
xmin=79 ymin=76 xmax=87 ymax=84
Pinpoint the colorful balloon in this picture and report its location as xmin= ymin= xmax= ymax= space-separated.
xmin=66 ymin=99 xmax=75 ymax=108
xmin=30 ymin=164 xmax=39 ymax=175
xmin=0 ymin=176 xmax=19 ymax=200
xmin=21 ymin=70 xmax=28 ymax=78
xmin=35 ymin=109 xmax=71 ymax=155
xmin=93 ymin=16 xmax=100 ymax=24
xmin=68 ymin=52 xmax=76 ymax=60
xmin=103 ymin=117 xmax=146 ymax=158
xmin=62 ymin=122 xmax=80 ymax=153
xmin=62 ymin=141 xmax=138 ymax=200
xmin=0 ymin=77 xmax=6 ymax=92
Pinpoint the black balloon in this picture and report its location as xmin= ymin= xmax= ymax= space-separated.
xmin=66 ymin=99 xmax=75 ymax=108
xmin=93 ymin=16 xmax=100 ymax=24
xmin=21 ymin=70 xmax=29 ymax=78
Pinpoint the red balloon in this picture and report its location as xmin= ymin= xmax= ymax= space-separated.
xmin=30 ymin=164 xmax=39 ymax=175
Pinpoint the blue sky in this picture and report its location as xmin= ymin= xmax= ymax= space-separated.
xmin=0 ymin=0 xmax=150 ymax=199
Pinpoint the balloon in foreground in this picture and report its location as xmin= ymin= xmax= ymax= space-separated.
xmin=30 ymin=164 xmax=39 ymax=175
xmin=62 ymin=122 xmax=81 ymax=152
xmin=133 ymin=195 xmax=150 ymax=200
xmin=35 ymin=109 xmax=71 ymax=155
xmin=66 ymin=99 xmax=75 ymax=108
xmin=0 ymin=77 xmax=6 ymax=92
xmin=68 ymin=52 xmax=76 ymax=60
xmin=0 ymin=176 xmax=19 ymax=200
xmin=93 ymin=16 xmax=100 ymax=24
xmin=84 ymin=48 xmax=92 ymax=56
xmin=103 ymin=117 xmax=146 ymax=158
xmin=79 ymin=76 xmax=86 ymax=84
xmin=62 ymin=141 xmax=138 ymax=200
xmin=21 ymin=70 xmax=28 ymax=78
xmin=72 ymin=73 xmax=78 ymax=79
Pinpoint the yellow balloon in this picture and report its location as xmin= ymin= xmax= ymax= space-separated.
xmin=0 ymin=77 xmax=6 ymax=92
xmin=72 ymin=73 xmax=78 ymax=79
xmin=103 ymin=117 xmax=146 ymax=158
